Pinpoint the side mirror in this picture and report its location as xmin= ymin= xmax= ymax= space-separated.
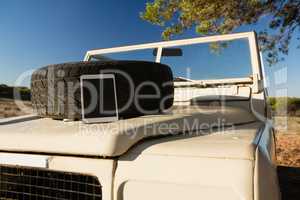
xmin=153 ymin=48 xmax=183 ymax=57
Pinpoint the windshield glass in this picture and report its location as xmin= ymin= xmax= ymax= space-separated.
xmin=161 ymin=38 xmax=252 ymax=80
xmin=93 ymin=38 xmax=252 ymax=81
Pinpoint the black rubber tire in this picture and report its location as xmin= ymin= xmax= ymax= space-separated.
xmin=31 ymin=61 xmax=174 ymax=120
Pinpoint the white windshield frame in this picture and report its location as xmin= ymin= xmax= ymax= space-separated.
xmin=84 ymin=32 xmax=263 ymax=92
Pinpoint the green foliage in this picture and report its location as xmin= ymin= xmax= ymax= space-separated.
xmin=268 ymin=97 xmax=300 ymax=116
xmin=141 ymin=0 xmax=300 ymax=66
xmin=0 ymin=84 xmax=31 ymax=101
xmin=268 ymin=96 xmax=278 ymax=110
xmin=17 ymin=87 xmax=31 ymax=96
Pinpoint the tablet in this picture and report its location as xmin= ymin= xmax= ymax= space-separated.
xmin=80 ymin=74 xmax=118 ymax=123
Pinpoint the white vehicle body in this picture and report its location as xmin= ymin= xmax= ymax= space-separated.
xmin=0 ymin=32 xmax=280 ymax=200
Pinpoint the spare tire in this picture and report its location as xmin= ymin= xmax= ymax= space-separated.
xmin=31 ymin=61 xmax=174 ymax=120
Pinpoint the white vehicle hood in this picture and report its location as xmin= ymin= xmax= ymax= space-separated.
xmin=0 ymin=106 xmax=258 ymax=158
xmin=123 ymin=122 xmax=263 ymax=161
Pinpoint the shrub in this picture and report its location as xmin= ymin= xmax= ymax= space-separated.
xmin=268 ymin=97 xmax=300 ymax=116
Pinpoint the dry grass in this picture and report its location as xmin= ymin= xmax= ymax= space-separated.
xmin=272 ymin=117 xmax=300 ymax=200
xmin=0 ymin=98 xmax=33 ymax=119
xmin=274 ymin=117 xmax=300 ymax=167
xmin=276 ymin=134 xmax=300 ymax=167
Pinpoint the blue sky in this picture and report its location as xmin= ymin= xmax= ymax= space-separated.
xmin=0 ymin=0 xmax=299 ymax=96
